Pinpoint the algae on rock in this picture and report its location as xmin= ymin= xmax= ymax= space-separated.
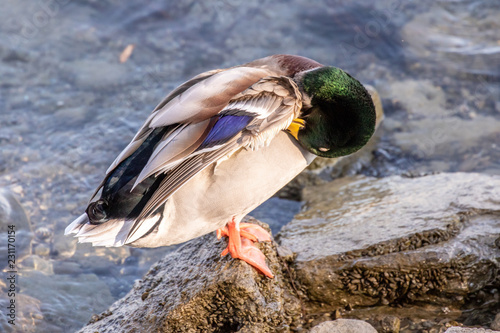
xmin=78 ymin=218 xmax=301 ymax=333
xmin=277 ymin=173 xmax=500 ymax=323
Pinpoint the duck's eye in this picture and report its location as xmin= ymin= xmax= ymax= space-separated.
xmin=319 ymin=147 xmax=330 ymax=152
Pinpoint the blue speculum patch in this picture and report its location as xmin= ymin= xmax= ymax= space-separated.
xmin=199 ymin=114 xmax=252 ymax=149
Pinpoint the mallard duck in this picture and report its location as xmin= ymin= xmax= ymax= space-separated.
xmin=65 ymin=55 xmax=376 ymax=278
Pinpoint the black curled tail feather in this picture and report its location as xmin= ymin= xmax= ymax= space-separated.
xmin=87 ymin=199 xmax=108 ymax=224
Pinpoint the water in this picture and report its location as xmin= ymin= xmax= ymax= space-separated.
xmin=0 ymin=0 xmax=499 ymax=331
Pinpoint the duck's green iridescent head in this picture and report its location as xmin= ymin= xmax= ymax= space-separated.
xmin=295 ymin=66 xmax=376 ymax=158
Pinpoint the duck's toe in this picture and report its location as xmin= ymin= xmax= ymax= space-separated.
xmin=216 ymin=222 xmax=272 ymax=242
xmin=217 ymin=218 xmax=274 ymax=278
xmin=239 ymin=222 xmax=272 ymax=242
xmin=237 ymin=238 xmax=274 ymax=278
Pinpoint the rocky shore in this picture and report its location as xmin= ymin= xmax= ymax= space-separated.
xmin=78 ymin=172 xmax=500 ymax=333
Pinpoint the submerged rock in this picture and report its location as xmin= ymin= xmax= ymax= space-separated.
xmin=370 ymin=76 xmax=500 ymax=177
xmin=0 ymin=187 xmax=33 ymax=268
xmin=0 ymin=269 xmax=114 ymax=333
xmin=278 ymin=172 xmax=500 ymax=321
xmin=78 ymin=218 xmax=301 ymax=333
xmin=402 ymin=4 xmax=500 ymax=78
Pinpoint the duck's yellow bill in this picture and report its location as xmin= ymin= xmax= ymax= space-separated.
xmin=286 ymin=118 xmax=306 ymax=140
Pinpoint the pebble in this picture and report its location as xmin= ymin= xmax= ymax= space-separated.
xmin=445 ymin=327 xmax=500 ymax=333
xmin=35 ymin=226 xmax=52 ymax=240
xmin=380 ymin=315 xmax=401 ymax=333
xmin=491 ymin=313 xmax=500 ymax=331
xmin=34 ymin=243 xmax=51 ymax=256
xmin=309 ymin=319 xmax=378 ymax=333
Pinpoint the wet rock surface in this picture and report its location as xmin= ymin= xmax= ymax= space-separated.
xmin=277 ymin=172 xmax=500 ymax=331
xmin=78 ymin=219 xmax=301 ymax=333
xmin=76 ymin=173 xmax=500 ymax=333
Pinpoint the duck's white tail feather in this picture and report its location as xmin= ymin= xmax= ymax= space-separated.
xmin=65 ymin=213 xmax=162 ymax=247
xmin=65 ymin=214 xmax=132 ymax=247
xmin=64 ymin=214 xmax=88 ymax=235
xmin=124 ymin=214 xmax=162 ymax=244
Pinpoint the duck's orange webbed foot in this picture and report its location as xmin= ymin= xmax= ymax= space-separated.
xmin=216 ymin=218 xmax=274 ymax=278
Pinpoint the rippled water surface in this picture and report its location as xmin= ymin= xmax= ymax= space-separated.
xmin=1 ymin=0 xmax=499 ymax=331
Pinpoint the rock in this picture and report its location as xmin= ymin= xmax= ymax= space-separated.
xmin=383 ymin=79 xmax=448 ymax=118
xmin=20 ymin=270 xmax=114 ymax=332
xmin=34 ymin=243 xmax=51 ymax=256
xmin=19 ymin=255 xmax=54 ymax=275
xmin=0 ymin=187 xmax=33 ymax=268
xmin=309 ymin=319 xmax=377 ymax=333
xmin=0 ymin=269 xmax=114 ymax=332
xmin=369 ymin=73 xmax=500 ymax=178
xmin=492 ymin=313 xmax=500 ymax=331
xmin=0 ymin=293 xmax=45 ymax=333
xmin=377 ymin=79 xmax=500 ymax=159
xmin=77 ymin=218 xmax=301 ymax=333
xmin=444 ymin=327 xmax=500 ymax=333
xmin=74 ymin=173 xmax=500 ymax=332
xmin=401 ymin=5 xmax=500 ymax=77
xmin=64 ymin=59 xmax=131 ymax=90
xmin=393 ymin=114 xmax=499 ymax=162
xmin=34 ymin=226 xmax=52 ymax=241
xmin=379 ymin=315 xmax=400 ymax=333
xmin=277 ymin=173 xmax=500 ymax=317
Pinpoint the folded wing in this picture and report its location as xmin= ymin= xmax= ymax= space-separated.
xmin=125 ymin=76 xmax=302 ymax=242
